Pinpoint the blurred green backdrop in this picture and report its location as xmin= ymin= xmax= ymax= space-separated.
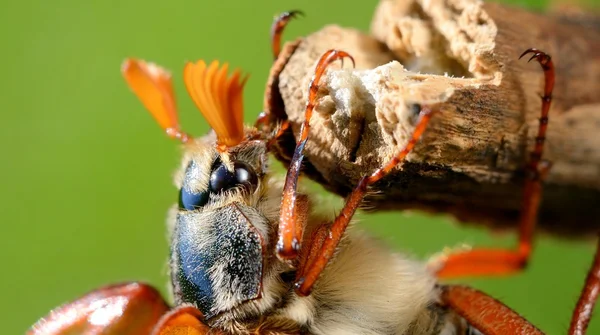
xmin=1 ymin=0 xmax=598 ymax=334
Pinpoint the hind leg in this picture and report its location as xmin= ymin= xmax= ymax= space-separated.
xmin=569 ymin=237 xmax=600 ymax=335
xmin=437 ymin=49 xmax=554 ymax=278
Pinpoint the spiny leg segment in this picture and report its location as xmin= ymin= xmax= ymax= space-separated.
xmin=276 ymin=49 xmax=355 ymax=260
xmin=437 ymin=48 xmax=555 ymax=277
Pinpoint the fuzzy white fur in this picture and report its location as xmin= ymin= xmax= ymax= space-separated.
xmin=281 ymin=227 xmax=439 ymax=335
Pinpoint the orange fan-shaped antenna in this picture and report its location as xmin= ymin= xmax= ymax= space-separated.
xmin=183 ymin=60 xmax=247 ymax=148
xmin=122 ymin=59 xmax=188 ymax=142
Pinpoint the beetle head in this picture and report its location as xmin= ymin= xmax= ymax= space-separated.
xmin=123 ymin=59 xmax=288 ymax=321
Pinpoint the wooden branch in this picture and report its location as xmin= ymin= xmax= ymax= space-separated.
xmin=264 ymin=0 xmax=600 ymax=236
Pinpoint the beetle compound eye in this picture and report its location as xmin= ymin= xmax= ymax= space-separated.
xmin=210 ymin=161 xmax=258 ymax=194
xmin=178 ymin=160 xmax=210 ymax=211
xmin=234 ymin=162 xmax=258 ymax=190
xmin=210 ymin=165 xmax=237 ymax=193
xmin=178 ymin=187 xmax=209 ymax=210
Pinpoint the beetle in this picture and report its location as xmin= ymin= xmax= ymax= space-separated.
xmin=28 ymin=11 xmax=599 ymax=335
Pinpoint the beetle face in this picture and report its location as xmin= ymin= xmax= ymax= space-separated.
xmin=121 ymin=58 xmax=293 ymax=325
xmin=169 ymin=135 xmax=274 ymax=319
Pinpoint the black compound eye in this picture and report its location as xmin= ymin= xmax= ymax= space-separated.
xmin=209 ymin=164 xmax=237 ymax=194
xmin=178 ymin=160 xmax=209 ymax=211
xmin=234 ymin=162 xmax=258 ymax=190
xmin=210 ymin=161 xmax=258 ymax=194
xmin=179 ymin=187 xmax=209 ymax=210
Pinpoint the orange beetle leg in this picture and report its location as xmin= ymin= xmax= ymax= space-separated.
xmin=270 ymin=10 xmax=304 ymax=61
xmin=255 ymin=10 xmax=303 ymax=130
xmin=437 ymin=49 xmax=554 ymax=278
xmin=294 ymin=107 xmax=434 ymax=296
xmin=569 ymin=237 xmax=600 ymax=335
xmin=442 ymin=285 xmax=544 ymax=335
xmin=277 ymin=49 xmax=355 ymax=261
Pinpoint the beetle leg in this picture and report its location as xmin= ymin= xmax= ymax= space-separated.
xmin=28 ymin=282 xmax=170 ymax=335
xmin=255 ymin=10 xmax=304 ymax=130
xmin=152 ymin=305 xmax=215 ymax=335
xmin=296 ymin=223 xmax=329 ymax=282
xmin=569 ymin=237 xmax=600 ymax=335
xmin=271 ymin=10 xmax=304 ymax=61
xmin=437 ymin=49 xmax=555 ymax=278
xmin=266 ymin=119 xmax=291 ymax=148
xmin=441 ymin=285 xmax=545 ymax=335
xmin=276 ymin=49 xmax=355 ymax=260
xmin=294 ymin=107 xmax=435 ymax=296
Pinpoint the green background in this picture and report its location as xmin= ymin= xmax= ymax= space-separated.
xmin=2 ymin=0 xmax=598 ymax=334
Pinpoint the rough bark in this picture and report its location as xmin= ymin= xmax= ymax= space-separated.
xmin=264 ymin=0 xmax=600 ymax=237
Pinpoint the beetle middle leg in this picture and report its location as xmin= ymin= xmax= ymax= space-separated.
xmin=442 ymin=238 xmax=600 ymax=334
xmin=441 ymin=285 xmax=544 ymax=335
xmin=436 ymin=48 xmax=555 ymax=277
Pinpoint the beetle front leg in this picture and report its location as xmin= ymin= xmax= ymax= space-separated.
xmin=270 ymin=10 xmax=304 ymax=61
xmin=255 ymin=10 xmax=304 ymax=130
xmin=29 ymin=282 xmax=170 ymax=335
xmin=436 ymin=49 xmax=555 ymax=278
xmin=276 ymin=49 xmax=355 ymax=260
xmin=294 ymin=107 xmax=435 ymax=296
